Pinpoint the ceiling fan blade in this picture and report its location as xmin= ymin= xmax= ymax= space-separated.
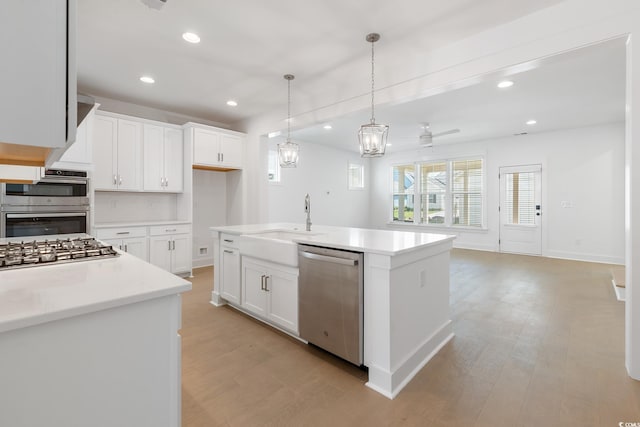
xmin=432 ymin=129 xmax=460 ymax=138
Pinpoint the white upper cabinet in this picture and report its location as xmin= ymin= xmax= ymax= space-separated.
xmin=143 ymin=124 xmax=183 ymax=192
xmin=50 ymin=108 xmax=97 ymax=171
xmin=186 ymin=123 xmax=244 ymax=170
xmin=92 ymin=113 xmax=143 ymax=191
xmin=0 ymin=0 xmax=75 ymax=151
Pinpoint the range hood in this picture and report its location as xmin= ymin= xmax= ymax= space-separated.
xmin=77 ymin=94 xmax=95 ymax=128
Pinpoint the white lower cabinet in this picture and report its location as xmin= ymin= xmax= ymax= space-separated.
xmin=220 ymin=245 xmax=241 ymax=305
xmin=241 ymin=257 xmax=298 ymax=333
xmin=149 ymin=224 xmax=191 ymax=275
xmin=95 ymin=226 xmax=148 ymax=261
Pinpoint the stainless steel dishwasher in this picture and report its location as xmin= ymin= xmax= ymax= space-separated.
xmin=298 ymin=244 xmax=364 ymax=366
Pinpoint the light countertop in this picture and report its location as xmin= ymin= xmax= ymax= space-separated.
xmin=210 ymin=223 xmax=455 ymax=256
xmin=0 ymin=238 xmax=191 ymax=333
xmin=93 ymin=220 xmax=191 ymax=229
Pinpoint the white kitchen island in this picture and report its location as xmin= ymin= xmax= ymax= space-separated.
xmin=0 ymin=236 xmax=191 ymax=427
xmin=210 ymin=223 xmax=455 ymax=399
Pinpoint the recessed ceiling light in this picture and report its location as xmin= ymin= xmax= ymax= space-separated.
xmin=526 ymin=119 xmax=537 ymax=125
xmin=182 ymin=32 xmax=201 ymax=44
xmin=268 ymin=131 xmax=282 ymax=139
xmin=323 ymin=124 xmax=332 ymax=130
xmin=497 ymin=80 xmax=514 ymax=89
xmin=386 ymin=143 xmax=392 ymax=146
xmin=140 ymin=76 xmax=155 ymax=84
xmin=226 ymin=100 xmax=238 ymax=107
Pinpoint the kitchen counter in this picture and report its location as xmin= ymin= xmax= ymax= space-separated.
xmin=0 ymin=237 xmax=191 ymax=333
xmin=94 ymin=220 xmax=191 ymax=229
xmin=0 ymin=234 xmax=191 ymax=427
xmin=210 ymin=223 xmax=455 ymax=399
xmin=210 ymin=222 xmax=455 ymax=256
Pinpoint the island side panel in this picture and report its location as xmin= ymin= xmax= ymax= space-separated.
xmin=389 ymin=245 xmax=454 ymax=392
xmin=364 ymin=240 xmax=454 ymax=399
xmin=0 ymin=294 xmax=183 ymax=427
xmin=211 ymin=230 xmax=224 ymax=306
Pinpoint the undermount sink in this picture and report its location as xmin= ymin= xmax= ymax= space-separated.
xmin=239 ymin=229 xmax=324 ymax=267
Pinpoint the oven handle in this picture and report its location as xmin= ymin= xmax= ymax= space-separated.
xmin=36 ymin=179 xmax=88 ymax=185
xmin=6 ymin=212 xmax=87 ymax=219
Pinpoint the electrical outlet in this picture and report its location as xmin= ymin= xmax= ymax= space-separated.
xmin=199 ymin=247 xmax=207 ymax=255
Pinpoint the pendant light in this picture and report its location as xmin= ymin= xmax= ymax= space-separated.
xmin=278 ymin=74 xmax=299 ymax=168
xmin=358 ymin=33 xmax=389 ymax=157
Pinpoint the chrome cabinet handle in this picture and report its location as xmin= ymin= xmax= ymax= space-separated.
xmin=223 ymin=249 xmax=233 ymax=254
xmin=165 ymin=177 xmax=168 ymax=187
xmin=124 ymin=244 xmax=128 ymax=252
xmin=166 ymin=228 xmax=177 ymax=232
xmin=161 ymin=177 xmax=165 ymax=187
xmin=172 ymin=240 xmax=176 ymax=250
xmin=260 ymin=275 xmax=265 ymax=291
xmin=118 ymin=175 xmax=123 ymax=185
xmin=223 ymin=239 xmax=233 ymax=243
xmin=221 ymin=153 xmax=224 ymax=162
xmin=168 ymin=240 xmax=171 ymax=251
xmin=264 ymin=275 xmax=270 ymax=292
xmin=116 ymin=231 xmax=130 ymax=235
xmin=113 ymin=175 xmax=117 ymax=185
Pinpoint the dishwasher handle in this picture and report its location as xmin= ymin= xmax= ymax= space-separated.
xmin=300 ymin=251 xmax=358 ymax=266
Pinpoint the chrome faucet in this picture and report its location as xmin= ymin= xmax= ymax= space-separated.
xmin=304 ymin=193 xmax=312 ymax=231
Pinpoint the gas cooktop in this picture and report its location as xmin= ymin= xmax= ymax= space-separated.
xmin=0 ymin=237 xmax=119 ymax=271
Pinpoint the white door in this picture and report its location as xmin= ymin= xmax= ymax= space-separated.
xmin=116 ymin=118 xmax=143 ymax=191
xmin=170 ymin=234 xmax=191 ymax=274
xmin=163 ymin=128 xmax=184 ymax=192
xmin=92 ymin=115 xmax=117 ymax=190
xmin=221 ymin=248 xmax=241 ymax=304
xmin=241 ymin=259 xmax=268 ymax=317
xmin=499 ymin=164 xmax=542 ymax=255
xmin=143 ymin=124 xmax=165 ymax=191
xmin=149 ymin=236 xmax=172 ymax=272
xmin=267 ymin=269 xmax=298 ymax=333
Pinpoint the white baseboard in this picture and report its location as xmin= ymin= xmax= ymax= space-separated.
xmin=545 ymin=250 xmax=624 ymax=265
xmin=192 ymin=259 xmax=213 ymax=269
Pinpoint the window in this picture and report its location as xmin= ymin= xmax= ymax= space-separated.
xmin=392 ymin=164 xmax=415 ymax=222
xmin=451 ymin=159 xmax=483 ymax=227
xmin=504 ymin=171 xmax=535 ymax=225
xmin=348 ymin=162 xmax=364 ymax=190
xmin=391 ymin=158 xmax=484 ymax=228
xmin=268 ymin=150 xmax=280 ymax=183
xmin=420 ymin=162 xmax=447 ymax=224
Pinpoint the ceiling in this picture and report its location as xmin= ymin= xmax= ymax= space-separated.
xmin=77 ymin=0 xmax=565 ymax=126
xmin=287 ymin=37 xmax=626 ymax=153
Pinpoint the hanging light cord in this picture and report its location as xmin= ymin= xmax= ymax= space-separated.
xmin=287 ymin=77 xmax=291 ymax=141
xmin=370 ymin=38 xmax=375 ymax=125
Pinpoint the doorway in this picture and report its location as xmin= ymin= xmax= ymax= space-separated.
xmin=499 ymin=164 xmax=542 ymax=255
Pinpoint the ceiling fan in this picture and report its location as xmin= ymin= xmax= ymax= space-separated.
xmin=417 ymin=123 xmax=460 ymax=147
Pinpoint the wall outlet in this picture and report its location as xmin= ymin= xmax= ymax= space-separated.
xmin=199 ymin=247 xmax=208 ymax=255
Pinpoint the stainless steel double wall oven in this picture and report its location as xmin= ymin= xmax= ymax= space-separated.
xmin=1 ymin=169 xmax=90 ymax=238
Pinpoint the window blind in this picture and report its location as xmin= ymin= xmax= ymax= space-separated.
xmin=452 ymin=159 xmax=483 ymax=226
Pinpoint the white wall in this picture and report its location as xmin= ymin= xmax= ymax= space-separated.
xmin=266 ymin=140 xmax=371 ymax=228
xmin=369 ymin=123 xmax=625 ymax=264
xmin=192 ymin=169 xmax=227 ymax=267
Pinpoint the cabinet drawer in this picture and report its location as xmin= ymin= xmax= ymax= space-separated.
xmin=220 ymin=233 xmax=240 ymax=248
xmin=149 ymin=224 xmax=190 ymax=236
xmin=95 ymin=226 xmax=147 ymax=240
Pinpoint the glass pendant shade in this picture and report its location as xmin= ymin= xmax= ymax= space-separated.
xmin=278 ymin=139 xmax=299 ymax=167
xmin=358 ymin=121 xmax=389 ymax=157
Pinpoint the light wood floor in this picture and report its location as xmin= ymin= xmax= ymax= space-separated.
xmin=181 ymin=249 xmax=640 ymax=426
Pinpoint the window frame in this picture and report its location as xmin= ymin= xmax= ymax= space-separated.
xmin=267 ymin=149 xmax=281 ymax=184
xmin=390 ymin=155 xmax=486 ymax=229
xmin=347 ymin=161 xmax=365 ymax=190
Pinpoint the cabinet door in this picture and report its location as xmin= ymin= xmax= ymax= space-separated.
xmin=116 ymin=118 xmax=143 ymax=191
xmin=221 ymin=248 xmax=241 ymax=304
xmin=92 ymin=115 xmax=117 ymax=190
xmin=102 ymin=238 xmax=123 ymax=251
xmin=241 ymin=260 xmax=268 ymax=317
xmin=163 ymin=128 xmax=183 ymax=192
xmin=193 ymin=128 xmax=220 ymax=166
xmin=170 ymin=234 xmax=191 ymax=274
xmin=219 ymin=134 xmax=243 ymax=168
xmin=143 ymin=124 xmax=165 ymax=191
xmin=149 ymin=236 xmax=172 ymax=272
xmin=267 ymin=269 xmax=298 ymax=333
xmin=54 ymin=115 xmax=92 ymax=168
xmin=122 ymin=236 xmax=148 ymax=262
